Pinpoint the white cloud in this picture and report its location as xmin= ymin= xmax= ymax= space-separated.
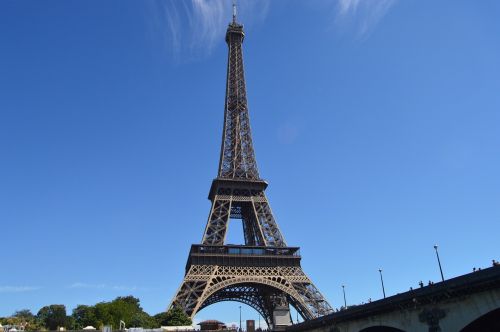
xmin=69 ymin=282 xmax=106 ymax=289
xmin=0 ymin=286 xmax=40 ymax=293
xmin=69 ymin=282 xmax=138 ymax=291
xmin=111 ymin=285 xmax=138 ymax=291
xmin=189 ymin=0 xmax=228 ymax=52
xmin=147 ymin=0 xmax=396 ymax=60
xmin=149 ymin=0 xmax=270 ymax=58
xmin=336 ymin=0 xmax=398 ymax=37
xmin=338 ymin=0 xmax=363 ymax=15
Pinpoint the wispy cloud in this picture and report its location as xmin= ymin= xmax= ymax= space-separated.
xmin=69 ymin=282 xmax=139 ymax=291
xmin=335 ymin=0 xmax=398 ymax=38
xmin=148 ymin=0 xmax=396 ymax=60
xmin=0 ymin=286 xmax=40 ymax=293
xmin=149 ymin=0 xmax=270 ymax=59
xmin=69 ymin=282 xmax=106 ymax=289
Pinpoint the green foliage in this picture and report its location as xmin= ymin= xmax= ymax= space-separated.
xmin=13 ymin=309 xmax=35 ymax=320
xmin=153 ymin=312 xmax=169 ymax=327
xmin=72 ymin=305 xmax=97 ymax=329
xmin=1 ymin=311 xmax=43 ymax=331
xmin=107 ymin=296 xmax=143 ymax=328
xmin=37 ymin=305 xmax=69 ymax=330
xmin=129 ymin=311 xmax=155 ymax=328
xmin=155 ymin=307 xmax=192 ymax=326
xmin=93 ymin=302 xmax=113 ymax=328
xmin=66 ymin=316 xmax=76 ymax=331
xmin=12 ymin=309 xmax=42 ymax=331
xmin=71 ymin=296 xmax=156 ymax=329
xmin=6 ymin=296 xmax=162 ymax=330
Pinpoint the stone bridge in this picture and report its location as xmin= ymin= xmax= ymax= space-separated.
xmin=287 ymin=265 xmax=500 ymax=332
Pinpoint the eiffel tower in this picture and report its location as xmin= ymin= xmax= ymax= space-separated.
xmin=169 ymin=7 xmax=333 ymax=330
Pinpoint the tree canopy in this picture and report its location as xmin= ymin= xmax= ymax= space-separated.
xmin=37 ymin=305 xmax=69 ymax=330
xmin=2 ymin=297 xmax=192 ymax=330
xmin=155 ymin=307 xmax=192 ymax=326
xmin=0 ymin=309 xmax=42 ymax=331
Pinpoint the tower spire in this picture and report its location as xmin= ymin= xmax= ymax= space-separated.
xmin=219 ymin=7 xmax=258 ymax=180
xmin=232 ymin=0 xmax=237 ymax=23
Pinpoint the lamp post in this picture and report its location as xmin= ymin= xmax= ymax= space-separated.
xmin=378 ymin=268 xmax=386 ymax=298
xmin=434 ymin=245 xmax=445 ymax=282
xmin=341 ymin=285 xmax=347 ymax=308
xmin=239 ymin=305 xmax=242 ymax=332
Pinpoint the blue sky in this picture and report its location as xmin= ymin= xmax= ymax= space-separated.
xmin=1 ymin=0 xmax=500 ymax=326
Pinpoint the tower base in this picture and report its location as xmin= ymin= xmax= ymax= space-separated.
xmin=169 ymin=245 xmax=333 ymax=327
xmin=273 ymin=305 xmax=292 ymax=331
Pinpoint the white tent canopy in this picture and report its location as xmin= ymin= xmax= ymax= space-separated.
xmin=161 ymin=326 xmax=194 ymax=331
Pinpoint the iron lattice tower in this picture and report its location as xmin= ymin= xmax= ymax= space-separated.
xmin=169 ymin=13 xmax=333 ymax=330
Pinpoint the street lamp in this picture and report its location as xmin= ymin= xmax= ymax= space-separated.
xmin=378 ymin=268 xmax=386 ymax=298
xmin=341 ymin=285 xmax=347 ymax=308
xmin=239 ymin=305 xmax=242 ymax=332
xmin=434 ymin=245 xmax=445 ymax=282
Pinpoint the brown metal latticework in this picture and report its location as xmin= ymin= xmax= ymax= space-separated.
xmin=169 ymin=14 xmax=333 ymax=330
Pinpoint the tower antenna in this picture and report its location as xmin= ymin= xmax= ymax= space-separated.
xmin=232 ymin=0 xmax=237 ymax=23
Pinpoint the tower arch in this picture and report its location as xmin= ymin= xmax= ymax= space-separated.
xmin=196 ymin=279 xmax=316 ymax=325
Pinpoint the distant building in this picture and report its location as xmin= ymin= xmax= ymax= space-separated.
xmin=246 ymin=320 xmax=255 ymax=332
xmin=198 ymin=320 xmax=226 ymax=331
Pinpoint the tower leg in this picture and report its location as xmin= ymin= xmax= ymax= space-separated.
xmin=272 ymin=305 xmax=292 ymax=331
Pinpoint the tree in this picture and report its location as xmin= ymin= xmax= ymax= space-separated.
xmin=9 ymin=296 xmax=159 ymax=330
xmin=107 ymin=296 xmax=143 ymax=328
xmin=13 ymin=309 xmax=35 ymax=321
xmin=12 ymin=309 xmax=41 ymax=331
xmin=37 ymin=305 xmax=69 ymax=330
xmin=129 ymin=312 xmax=155 ymax=329
xmin=87 ymin=296 xmax=155 ymax=329
xmin=93 ymin=302 xmax=113 ymax=329
xmin=155 ymin=307 xmax=192 ymax=326
xmin=72 ymin=305 xmax=97 ymax=329
xmin=153 ymin=312 xmax=169 ymax=327
xmin=66 ymin=316 xmax=76 ymax=331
